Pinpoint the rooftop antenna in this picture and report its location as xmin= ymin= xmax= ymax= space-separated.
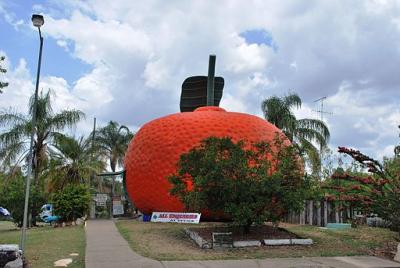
xmin=312 ymin=96 xmax=333 ymax=176
xmin=312 ymin=96 xmax=332 ymax=122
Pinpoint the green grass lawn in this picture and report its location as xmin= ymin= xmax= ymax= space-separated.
xmin=116 ymin=220 xmax=399 ymax=261
xmin=0 ymin=221 xmax=85 ymax=268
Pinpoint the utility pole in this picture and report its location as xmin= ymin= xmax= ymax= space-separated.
xmin=89 ymin=117 xmax=96 ymax=188
xmin=21 ymin=14 xmax=44 ymax=253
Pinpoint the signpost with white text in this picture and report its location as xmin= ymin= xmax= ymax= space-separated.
xmin=151 ymin=212 xmax=201 ymax=224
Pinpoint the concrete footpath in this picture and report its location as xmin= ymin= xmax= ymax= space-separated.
xmin=85 ymin=220 xmax=400 ymax=268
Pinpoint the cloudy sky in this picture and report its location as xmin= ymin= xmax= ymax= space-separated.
xmin=0 ymin=0 xmax=399 ymax=160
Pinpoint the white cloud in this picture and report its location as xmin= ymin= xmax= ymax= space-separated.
xmin=224 ymin=42 xmax=271 ymax=74
xmin=377 ymin=145 xmax=396 ymax=160
xmin=56 ymin=39 xmax=69 ymax=51
xmin=0 ymin=1 xmax=24 ymax=30
xmin=0 ymin=52 xmax=102 ymax=137
xmin=1 ymin=0 xmax=400 ymax=160
xmin=44 ymin=11 xmax=152 ymax=67
xmin=325 ymin=83 xmax=399 ymax=159
xmin=0 ymin=55 xmax=33 ymax=113
xmin=220 ymin=93 xmax=247 ymax=113
xmin=143 ymin=58 xmax=172 ymax=90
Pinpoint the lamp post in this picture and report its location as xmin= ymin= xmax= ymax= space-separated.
xmin=20 ymin=14 xmax=44 ymax=253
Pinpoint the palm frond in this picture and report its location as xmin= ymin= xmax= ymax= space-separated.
xmin=29 ymin=90 xmax=53 ymax=119
xmin=0 ymin=123 xmax=30 ymax=148
xmin=0 ymin=140 xmax=28 ymax=168
xmin=46 ymin=134 xmax=106 ymax=191
xmin=283 ymin=93 xmax=302 ymax=109
xmin=47 ymin=110 xmax=85 ymax=131
xmin=0 ymin=110 xmax=27 ymax=127
xmin=262 ymin=97 xmax=287 ymax=128
xmin=294 ymin=127 xmax=328 ymax=148
xmin=95 ymin=121 xmax=133 ymax=172
xmin=298 ymin=137 xmax=321 ymax=175
xmin=296 ymin=119 xmax=330 ymax=143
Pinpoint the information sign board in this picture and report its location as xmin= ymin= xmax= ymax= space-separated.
xmin=112 ymin=199 xmax=124 ymax=215
xmin=151 ymin=212 xmax=201 ymax=224
xmin=95 ymin=194 xmax=108 ymax=207
xmin=113 ymin=204 xmax=124 ymax=215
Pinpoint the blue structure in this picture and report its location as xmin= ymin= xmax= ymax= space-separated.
xmin=0 ymin=207 xmax=11 ymax=217
xmin=39 ymin=204 xmax=60 ymax=223
xmin=326 ymin=223 xmax=352 ymax=229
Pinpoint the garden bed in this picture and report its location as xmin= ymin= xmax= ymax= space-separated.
xmin=186 ymin=225 xmax=312 ymax=248
xmin=116 ymin=220 xmax=400 ymax=261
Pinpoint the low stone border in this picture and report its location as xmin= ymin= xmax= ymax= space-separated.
xmin=233 ymin=240 xmax=262 ymax=247
xmin=185 ymin=229 xmax=313 ymax=249
xmin=184 ymin=228 xmax=212 ymax=249
xmin=264 ymin=238 xmax=313 ymax=245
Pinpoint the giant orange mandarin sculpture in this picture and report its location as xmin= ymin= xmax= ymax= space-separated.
xmin=124 ymin=106 xmax=287 ymax=215
xmin=125 ymin=55 xmax=289 ymax=215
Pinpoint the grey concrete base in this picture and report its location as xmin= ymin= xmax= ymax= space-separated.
xmin=394 ymin=243 xmax=400 ymax=262
xmin=233 ymin=240 xmax=261 ymax=247
xmin=5 ymin=258 xmax=23 ymax=268
xmin=291 ymin=238 xmax=313 ymax=245
xmin=0 ymin=244 xmax=20 ymax=268
xmin=264 ymin=239 xmax=291 ymax=245
xmin=184 ymin=228 xmax=212 ymax=249
xmin=0 ymin=245 xmax=19 ymax=252
xmin=264 ymin=238 xmax=313 ymax=245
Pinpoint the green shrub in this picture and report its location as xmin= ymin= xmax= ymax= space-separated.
xmin=0 ymin=175 xmax=45 ymax=227
xmin=51 ymin=184 xmax=90 ymax=223
xmin=169 ymin=136 xmax=308 ymax=232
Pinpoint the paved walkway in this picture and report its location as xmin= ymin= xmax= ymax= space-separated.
xmin=85 ymin=220 xmax=400 ymax=268
xmin=85 ymin=220 xmax=161 ymax=268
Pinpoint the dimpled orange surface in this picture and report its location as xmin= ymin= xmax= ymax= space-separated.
xmin=124 ymin=106 xmax=286 ymax=214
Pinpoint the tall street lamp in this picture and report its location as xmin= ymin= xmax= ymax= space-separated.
xmin=20 ymin=14 xmax=44 ymax=253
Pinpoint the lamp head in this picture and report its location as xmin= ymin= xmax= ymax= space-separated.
xmin=31 ymin=14 xmax=44 ymax=28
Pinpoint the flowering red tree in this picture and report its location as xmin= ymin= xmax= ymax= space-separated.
xmin=325 ymin=147 xmax=400 ymax=231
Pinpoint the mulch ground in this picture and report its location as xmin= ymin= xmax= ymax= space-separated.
xmin=190 ymin=225 xmax=300 ymax=241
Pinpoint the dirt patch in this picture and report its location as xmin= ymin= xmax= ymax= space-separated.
xmin=189 ymin=225 xmax=299 ymax=242
xmin=368 ymin=240 xmax=399 ymax=260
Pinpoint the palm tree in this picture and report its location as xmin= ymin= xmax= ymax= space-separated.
xmin=46 ymin=134 xmax=105 ymax=192
xmin=261 ymin=93 xmax=330 ymax=173
xmin=95 ymin=121 xmax=134 ymax=197
xmin=95 ymin=121 xmax=134 ymax=173
xmin=0 ymin=90 xmax=84 ymax=185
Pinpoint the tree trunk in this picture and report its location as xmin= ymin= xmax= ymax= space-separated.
xmin=242 ymin=219 xmax=253 ymax=234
